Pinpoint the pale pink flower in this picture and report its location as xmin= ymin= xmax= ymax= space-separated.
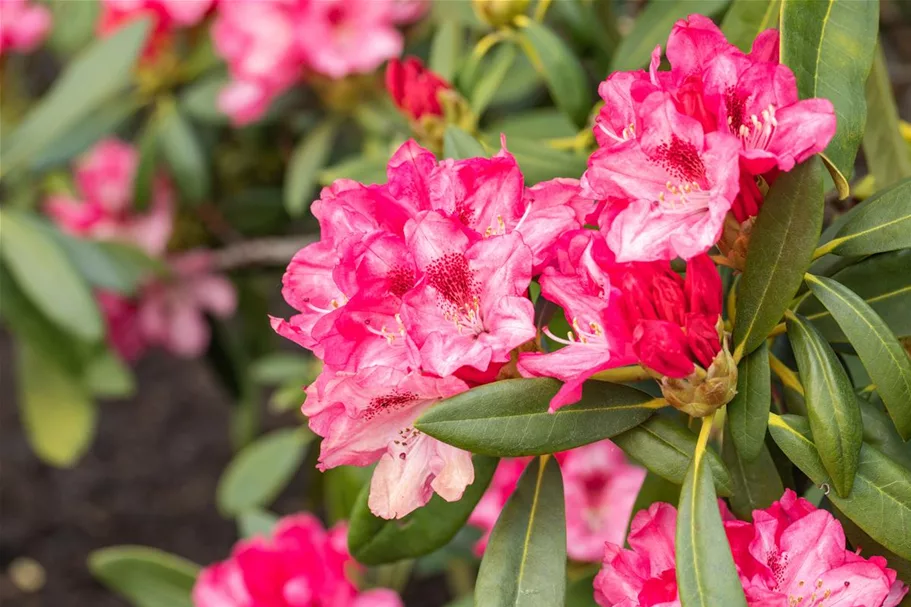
xmin=193 ymin=513 xmax=403 ymax=607
xmin=303 ymin=365 xmax=473 ymax=519
xmin=593 ymin=490 xmax=908 ymax=607
xmin=470 ymin=441 xmax=645 ymax=562
xmin=389 ymin=0 xmax=427 ymax=24
xmin=0 ymin=0 xmax=50 ymax=56
xmin=296 ymin=0 xmax=403 ymax=80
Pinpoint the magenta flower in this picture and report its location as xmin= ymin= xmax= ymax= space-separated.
xmin=593 ymin=490 xmax=908 ymax=607
xmin=193 ymin=514 xmax=403 ymax=607
xmin=0 ymin=0 xmax=50 ymax=57
xmin=469 ymin=440 xmax=645 ymax=562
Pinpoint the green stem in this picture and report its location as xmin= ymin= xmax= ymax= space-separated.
xmin=590 ymin=365 xmax=651 ymax=383
xmin=768 ymin=352 xmax=805 ymax=397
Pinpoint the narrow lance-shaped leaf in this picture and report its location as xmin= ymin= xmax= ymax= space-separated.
xmin=786 ymin=312 xmax=862 ymax=497
xmin=768 ymin=414 xmax=911 ymax=561
xmin=443 ymin=125 xmax=487 ymax=160
xmin=475 ymin=456 xmax=566 ymax=607
xmin=780 ymin=0 xmax=878 ymax=197
xmin=817 ymin=178 xmax=911 ymax=258
xmin=611 ymin=416 xmax=734 ymax=497
xmin=469 ymin=43 xmax=517 ymax=116
xmin=862 ymin=44 xmax=911 ymax=189
xmin=720 ymin=0 xmax=780 ymax=53
xmin=733 ymin=158 xmax=824 ymax=359
xmin=415 ymin=378 xmax=655 ymax=457
xmin=428 ymin=20 xmax=463 ymax=82
xmin=726 ymin=341 xmax=771 ymax=460
xmin=676 ymin=420 xmax=748 ymax=607
xmin=348 ymin=455 xmax=498 ymax=565
xmin=158 ymin=104 xmax=209 ymax=205
xmin=722 ymin=425 xmax=784 ymax=521
xmin=88 ymin=546 xmax=198 ymax=607
xmin=285 ymin=120 xmax=339 ymax=216
xmin=857 ymin=397 xmax=911 ymax=470
xmin=805 ymin=274 xmax=911 ymax=440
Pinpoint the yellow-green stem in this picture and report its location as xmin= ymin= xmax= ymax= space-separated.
xmin=768 ymin=352 xmax=805 ymax=396
xmin=590 ymin=365 xmax=651 ymax=383
xmin=694 ymin=412 xmax=715 ymax=466
xmin=533 ymin=0 xmax=553 ymax=22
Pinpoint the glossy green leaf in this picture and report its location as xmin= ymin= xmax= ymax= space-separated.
xmin=180 ymin=75 xmax=230 ymax=124
xmin=733 ymin=159 xmax=824 ymax=359
xmin=470 ymin=43 xmax=517 ymax=115
xmin=429 ymin=20 xmax=463 ymax=81
xmin=726 ymin=341 xmax=771 ymax=461
xmin=799 ymin=249 xmax=911 ymax=340
xmin=609 ymin=0 xmax=731 ymax=71
xmin=768 ymin=414 xmax=911 ymax=561
xmin=88 ymin=546 xmax=198 ymax=607
xmin=722 ymin=426 xmax=784 ymax=521
xmin=863 ymin=45 xmax=911 ymax=189
xmin=806 ymin=274 xmax=911 ymax=440
xmin=1 ymin=18 xmax=151 ymax=175
xmin=237 ymin=508 xmax=279 ymax=539
xmin=822 ymin=178 xmax=911 ymax=257
xmin=720 ymin=0 xmax=780 ymax=52
xmin=159 ymin=105 xmax=209 ymax=205
xmin=518 ymin=19 xmax=590 ymax=127
xmin=443 ymin=126 xmax=487 ymax=160
xmin=416 ymin=378 xmax=655 ymax=457
xmin=285 ymin=120 xmax=339 ymax=216
xmin=216 ymin=428 xmax=312 ymax=516
xmin=46 ymin=0 xmax=100 ymax=54
xmin=858 ymin=397 xmax=911 ymax=470
xmin=780 ymin=0 xmax=878 ymax=195
xmin=17 ymin=341 xmax=97 ymax=468
xmin=324 ymin=465 xmax=371 ymax=525
xmin=500 ymin=137 xmax=588 ymax=184
xmin=486 ymin=109 xmax=576 ymax=140
xmin=0 ymin=209 xmax=102 ymax=341
xmin=676 ymin=432 xmax=748 ymax=607
xmin=786 ymin=312 xmax=862 ymax=497
xmin=476 ymin=456 xmax=566 ymax=607
xmin=612 ymin=416 xmax=734 ymax=496
xmin=348 ymin=455 xmax=498 ymax=565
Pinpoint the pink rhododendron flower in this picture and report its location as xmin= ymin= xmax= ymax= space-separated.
xmin=193 ymin=513 xmax=403 ymax=607
xmin=98 ymin=0 xmax=213 ymax=61
xmin=593 ymin=490 xmax=908 ymax=607
xmin=470 ymin=441 xmax=645 ymax=562
xmin=0 ymin=0 xmax=50 ymax=56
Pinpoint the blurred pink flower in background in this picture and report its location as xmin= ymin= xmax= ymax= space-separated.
xmin=0 ymin=0 xmax=50 ymax=56
xmin=193 ymin=513 xmax=403 ymax=607
xmin=593 ymin=490 xmax=908 ymax=607
xmin=212 ymin=0 xmax=420 ymax=125
xmin=98 ymin=0 xmax=214 ymax=60
xmin=44 ymin=139 xmax=236 ymax=362
xmin=469 ymin=441 xmax=646 ymax=562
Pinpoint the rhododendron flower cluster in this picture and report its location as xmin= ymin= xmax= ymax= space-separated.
xmin=469 ymin=440 xmax=646 ymax=562
xmin=594 ymin=490 xmax=908 ymax=607
xmin=0 ymin=0 xmax=50 ymax=56
xmin=45 ymin=138 xmax=236 ymax=361
xmin=273 ymin=138 xmax=591 ymax=519
xmin=211 ymin=0 xmax=425 ymax=125
xmin=98 ymin=0 xmax=214 ymax=60
xmin=582 ymin=15 xmax=836 ymax=264
xmin=193 ymin=513 xmax=403 ymax=607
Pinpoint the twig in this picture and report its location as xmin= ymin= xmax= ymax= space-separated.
xmin=212 ymin=236 xmax=315 ymax=270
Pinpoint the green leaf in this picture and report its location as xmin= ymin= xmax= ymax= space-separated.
xmin=518 ymin=19 xmax=590 ymax=127
xmin=429 ymin=20 xmax=464 ymax=81
xmin=348 ymin=455 xmax=498 ymax=565
xmin=726 ymin=341 xmax=771 ymax=461
xmin=249 ymin=352 xmax=312 ymax=385
xmin=237 ymin=508 xmax=279 ymax=539
xmin=720 ymin=0 xmax=781 ymax=52
xmin=821 ymin=178 xmax=911 ymax=257
xmin=862 ymin=45 xmax=911 ymax=189
xmin=416 ymin=378 xmax=655 ymax=457
xmin=470 ymin=43 xmax=518 ymax=115
xmin=47 ymin=228 xmax=153 ymax=295
xmin=443 ymin=126 xmax=487 ymax=160
xmin=84 ymin=348 xmax=135 ymax=398
xmin=216 ymin=428 xmax=312 ymax=516
xmin=475 ymin=456 xmax=566 ymax=607
xmin=133 ymin=114 xmax=160 ymax=209
xmin=858 ymin=397 xmax=911 ymax=470
xmin=768 ymin=414 xmax=911 ymax=561
xmin=612 ymin=416 xmax=734 ymax=496
xmin=780 ymin=0 xmax=878 ymax=195
xmin=786 ymin=312 xmax=862 ymax=497
xmin=486 ymin=109 xmax=577 ymax=140
xmin=1 ymin=18 xmax=151 ymax=175
xmin=320 ymin=154 xmax=388 ymax=186
xmin=733 ymin=158 xmax=824 ymax=359
xmin=285 ymin=120 xmax=339 ymax=216
xmin=805 ymin=274 xmax=911 ymax=440
xmin=180 ymin=75 xmax=230 ymax=124
xmin=609 ymin=0 xmax=731 ymax=71
xmin=46 ymin=0 xmax=100 ymax=55
xmin=499 ymin=137 xmax=588 ymax=184
xmin=799 ymin=249 xmax=911 ymax=340
xmin=0 ymin=209 xmax=102 ymax=341
xmin=676 ymin=431 xmax=748 ymax=607
xmin=722 ymin=426 xmax=784 ymax=521
xmin=159 ymin=104 xmax=210 ymax=205
xmin=17 ymin=341 xmax=97 ymax=468
xmin=324 ymin=465 xmax=371 ymax=525
xmin=88 ymin=546 xmax=198 ymax=607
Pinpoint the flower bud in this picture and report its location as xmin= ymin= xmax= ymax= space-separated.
xmin=386 ymin=57 xmax=452 ymax=121
xmin=471 ymin=0 xmax=530 ymax=28
xmin=717 ymin=213 xmax=755 ymax=272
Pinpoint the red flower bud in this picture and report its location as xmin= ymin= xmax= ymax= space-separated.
xmin=385 ymin=56 xmax=452 ymax=121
